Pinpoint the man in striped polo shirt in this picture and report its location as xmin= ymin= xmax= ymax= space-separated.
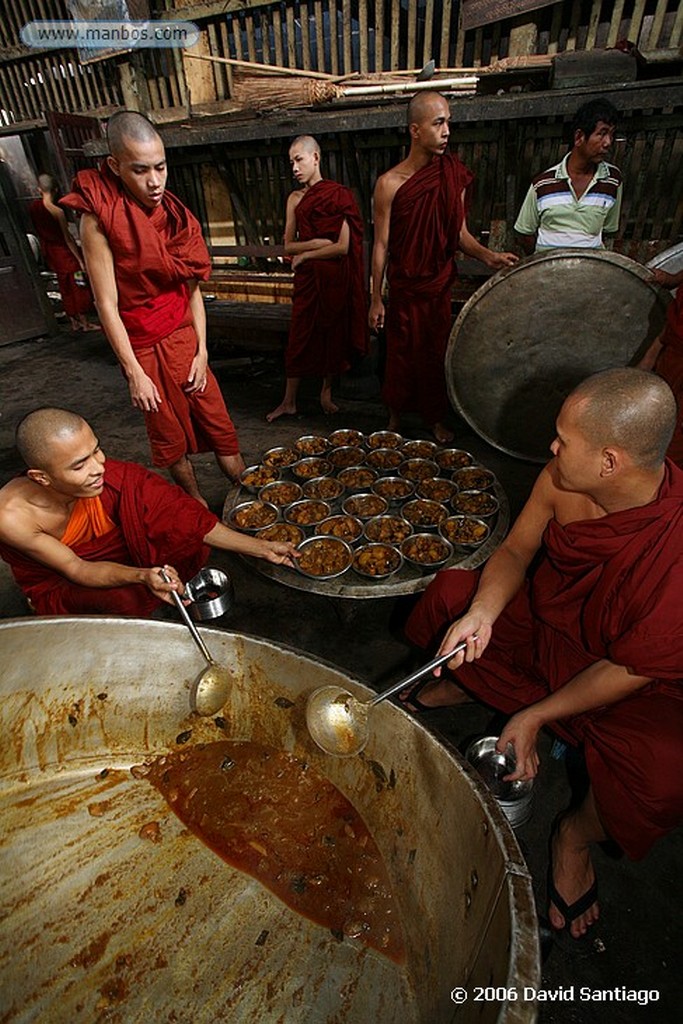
xmin=514 ymin=99 xmax=622 ymax=253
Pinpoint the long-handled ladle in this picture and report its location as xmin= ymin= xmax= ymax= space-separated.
xmin=160 ymin=569 xmax=232 ymax=716
xmin=305 ymin=640 xmax=470 ymax=757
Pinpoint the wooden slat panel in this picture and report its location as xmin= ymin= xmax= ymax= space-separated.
xmin=328 ymin=0 xmax=339 ymax=75
xmin=218 ymin=19 xmax=234 ymax=96
xmin=313 ymin=0 xmax=325 ymax=71
xmin=342 ymin=0 xmax=352 ymax=73
xmin=584 ymin=0 xmax=603 ymax=50
xmin=629 ymin=0 xmax=648 ymax=48
xmin=443 ymin=0 xmax=456 ymax=67
xmin=375 ymin=0 xmax=385 ymax=71
xmin=407 ymin=0 xmax=418 ymax=69
xmin=423 ymin=0 xmax=435 ymax=68
xmin=246 ymin=10 xmax=257 ymax=61
xmin=390 ymin=0 xmax=400 ymax=70
xmin=359 ymin=0 xmax=369 ymax=74
xmin=285 ymin=3 xmax=297 ymax=66
xmin=646 ymin=0 xmax=670 ymax=50
xmin=301 ymin=1 xmax=312 ymax=71
xmin=207 ymin=21 xmax=224 ymax=100
xmin=273 ymin=7 xmax=284 ymax=66
xmin=672 ymin=2 xmax=683 ymax=48
xmin=232 ymin=12 xmax=245 ymax=61
xmin=606 ymin=0 xmax=626 ymax=48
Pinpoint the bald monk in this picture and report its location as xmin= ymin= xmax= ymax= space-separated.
xmin=29 ymin=174 xmax=97 ymax=333
xmin=60 ymin=110 xmax=244 ymax=505
xmin=0 ymin=408 xmax=296 ymax=617
xmin=267 ymin=135 xmax=368 ymax=422
xmin=369 ymin=91 xmax=518 ymax=444
xmin=403 ymin=369 xmax=683 ymax=939
xmin=638 ymin=268 xmax=683 ymax=466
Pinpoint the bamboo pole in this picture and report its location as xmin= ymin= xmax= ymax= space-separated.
xmin=184 ymin=52 xmax=337 ymax=80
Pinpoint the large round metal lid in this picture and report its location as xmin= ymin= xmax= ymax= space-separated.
xmin=446 ymin=250 xmax=670 ymax=462
xmin=646 ymin=241 xmax=683 ymax=276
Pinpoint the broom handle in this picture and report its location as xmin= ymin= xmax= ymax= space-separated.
xmin=184 ymin=52 xmax=337 ymax=81
xmin=340 ymin=76 xmax=478 ymax=97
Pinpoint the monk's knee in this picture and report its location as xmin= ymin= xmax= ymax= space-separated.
xmin=405 ymin=568 xmax=480 ymax=649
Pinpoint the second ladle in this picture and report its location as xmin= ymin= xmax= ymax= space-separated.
xmin=305 ymin=640 xmax=470 ymax=757
xmin=160 ymin=569 xmax=232 ymax=716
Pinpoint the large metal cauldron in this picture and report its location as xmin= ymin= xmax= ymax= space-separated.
xmin=0 ymin=618 xmax=539 ymax=1023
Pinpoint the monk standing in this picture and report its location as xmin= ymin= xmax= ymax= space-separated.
xmin=403 ymin=368 xmax=683 ymax=940
xmin=369 ymin=91 xmax=517 ymax=444
xmin=267 ymin=135 xmax=367 ymax=422
xmin=29 ymin=174 xmax=98 ymax=333
xmin=638 ymin=267 xmax=683 ymax=465
xmin=61 ymin=111 xmax=244 ymax=505
xmin=0 ymin=408 xmax=296 ymax=617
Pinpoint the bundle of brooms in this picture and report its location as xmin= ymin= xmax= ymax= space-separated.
xmin=185 ymin=54 xmax=479 ymax=111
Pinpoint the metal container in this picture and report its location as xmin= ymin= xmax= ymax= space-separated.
xmin=352 ymin=542 xmax=404 ymax=580
xmin=445 ymin=250 xmax=671 ymax=462
xmin=466 ymin=736 xmax=534 ymax=829
xmin=239 ymin=463 xmax=280 ymax=493
xmin=184 ymin=567 xmax=234 ymax=621
xmin=226 ymin=499 xmax=280 ymax=533
xmin=295 ymin=535 xmax=353 ymax=580
xmin=401 ymin=533 xmax=454 ymax=571
xmin=367 ymin=430 xmax=404 ymax=450
xmin=0 ymin=618 xmax=539 ymax=1023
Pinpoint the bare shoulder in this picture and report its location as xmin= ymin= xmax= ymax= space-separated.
xmin=287 ymin=190 xmax=305 ymax=210
xmin=0 ymin=479 xmax=41 ymax=542
xmin=374 ymin=164 xmax=410 ymax=206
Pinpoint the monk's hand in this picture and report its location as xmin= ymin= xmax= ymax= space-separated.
xmin=652 ymin=268 xmax=677 ymax=289
xmin=369 ymin=297 xmax=385 ymax=332
xmin=484 ymin=250 xmax=519 ymax=271
xmin=497 ymin=710 xmax=542 ymax=782
xmin=129 ymin=371 xmax=162 ymax=413
xmin=149 ymin=564 xmax=185 ymax=605
xmin=291 ymin=253 xmax=307 ymax=270
xmin=434 ymin=609 xmax=492 ymax=676
xmin=185 ymin=352 xmax=208 ymax=394
xmin=258 ymin=540 xmax=300 ymax=568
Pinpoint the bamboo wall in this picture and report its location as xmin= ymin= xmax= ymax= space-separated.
xmin=1 ymin=1 xmax=681 ymax=127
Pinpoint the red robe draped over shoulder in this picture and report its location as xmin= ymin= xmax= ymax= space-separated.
xmin=61 ymin=164 xmax=239 ymax=466
xmin=29 ymin=199 xmax=94 ymax=317
xmin=654 ymin=287 xmax=683 ymax=465
xmin=383 ymin=153 xmax=473 ymax=425
xmin=0 ymin=460 xmax=218 ymax=617
xmin=61 ymin=161 xmax=210 ymax=349
xmin=286 ymin=180 xmax=368 ymax=378
xmin=406 ymin=460 xmax=683 ymax=859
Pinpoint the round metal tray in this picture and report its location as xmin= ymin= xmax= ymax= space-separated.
xmin=445 ymin=250 xmax=671 ymax=463
xmin=225 ymin=477 xmax=509 ymax=599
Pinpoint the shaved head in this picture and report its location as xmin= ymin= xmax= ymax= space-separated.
xmin=16 ymin=408 xmax=88 ymax=470
xmin=107 ymin=110 xmax=161 ymax=157
xmin=568 ymin=368 xmax=676 ymax=470
xmin=290 ymin=134 xmax=320 ymax=156
xmin=407 ymin=90 xmax=449 ymax=126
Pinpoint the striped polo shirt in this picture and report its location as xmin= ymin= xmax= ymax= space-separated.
xmin=514 ymin=154 xmax=623 ymax=249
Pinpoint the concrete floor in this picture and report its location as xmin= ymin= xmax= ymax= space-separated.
xmin=0 ymin=325 xmax=680 ymax=1023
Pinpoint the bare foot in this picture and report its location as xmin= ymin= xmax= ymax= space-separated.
xmin=79 ymin=322 xmax=101 ymax=333
xmin=266 ymin=402 xmax=297 ymax=423
xmin=387 ymin=414 xmax=401 ymax=433
xmin=432 ymin=422 xmax=454 ymax=444
xmin=320 ymin=395 xmax=339 ymax=415
xmin=548 ymin=814 xmax=599 ymax=939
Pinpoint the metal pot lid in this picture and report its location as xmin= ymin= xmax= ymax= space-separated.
xmin=445 ymin=250 xmax=671 ymax=462
xmin=646 ymin=241 xmax=683 ymax=276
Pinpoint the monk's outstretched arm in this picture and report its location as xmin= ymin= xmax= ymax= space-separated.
xmin=499 ymin=660 xmax=653 ymax=781
xmin=436 ymin=465 xmax=555 ymax=671
xmin=203 ymin=522 xmax=298 ymax=567
xmin=0 ymin=509 xmax=182 ymax=604
xmin=79 ymin=212 xmax=162 ymax=413
xmin=457 ymin=189 xmax=518 ymax=270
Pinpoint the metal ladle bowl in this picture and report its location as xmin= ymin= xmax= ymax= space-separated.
xmin=160 ymin=569 xmax=233 ymax=716
xmin=306 ymin=640 xmax=469 ymax=757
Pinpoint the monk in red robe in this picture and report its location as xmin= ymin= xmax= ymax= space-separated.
xmin=29 ymin=174 xmax=97 ymax=332
xmin=369 ymin=91 xmax=517 ymax=443
xmin=0 ymin=409 xmax=297 ymax=617
xmin=61 ymin=110 xmax=244 ymax=505
xmin=403 ymin=369 xmax=683 ymax=940
xmin=267 ymin=136 xmax=367 ymax=422
xmin=638 ymin=267 xmax=683 ymax=465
